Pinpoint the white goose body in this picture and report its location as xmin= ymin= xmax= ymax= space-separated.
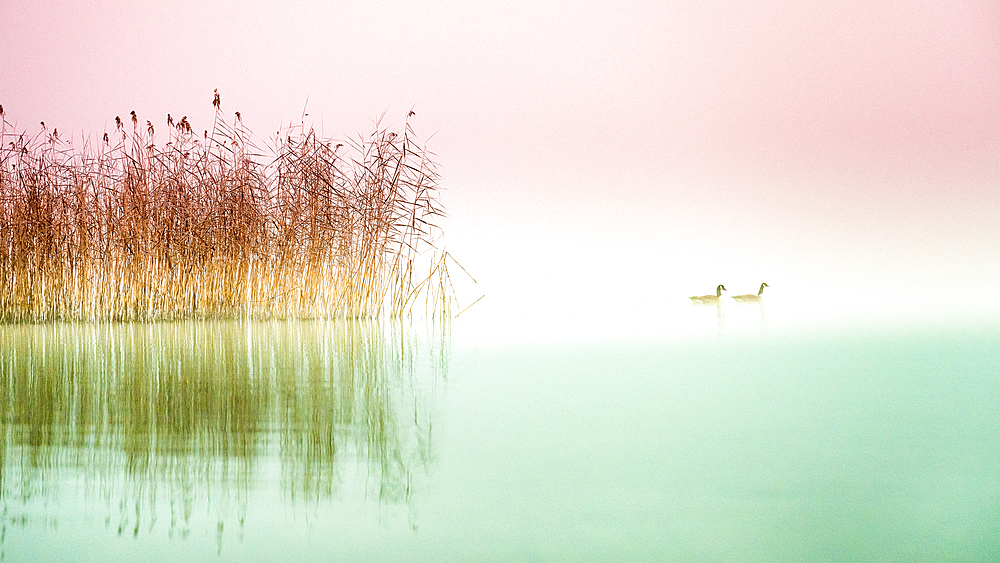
xmin=732 ymin=282 xmax=768 ymax=302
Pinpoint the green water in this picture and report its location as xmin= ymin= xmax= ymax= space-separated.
xmin=0 ymin=317 xmax=998 ymax=561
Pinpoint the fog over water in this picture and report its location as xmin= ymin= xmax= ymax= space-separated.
xmin=2 ymin=1 xmax=1000 ymax=560
xmin=2 ymin=316 xmax=998 ymax=561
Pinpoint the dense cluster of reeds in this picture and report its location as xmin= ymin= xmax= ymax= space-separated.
xmin=0 ymin=99 xmax=455 ymax=322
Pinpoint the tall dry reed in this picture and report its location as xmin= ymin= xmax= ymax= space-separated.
xmin=0 ymin=99 xmax=456 ymax=321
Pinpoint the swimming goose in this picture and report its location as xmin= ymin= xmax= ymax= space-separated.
xmin=689 ymin=284 xmax=726 ymax=304
xmin=732 ymin=282 xmax=768 ymax=302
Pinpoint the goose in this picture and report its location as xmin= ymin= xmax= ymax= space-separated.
xmin=689 ymin=284 xmax=726 ymax=304
xmin=732 ymin=282 xmax=768 ymax=302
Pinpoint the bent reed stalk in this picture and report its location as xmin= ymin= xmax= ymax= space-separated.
xmin=0 ymin=102 xmax=453 ymax=322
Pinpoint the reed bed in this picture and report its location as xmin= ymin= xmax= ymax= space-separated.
xmin=0 ymin=100 xmax=455 ymax=322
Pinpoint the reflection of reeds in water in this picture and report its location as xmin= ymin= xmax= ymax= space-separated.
xmin=0 ymin=318 xmax=445 ymax=538
xmin=0 ymin=101 xmax=457 ymax=321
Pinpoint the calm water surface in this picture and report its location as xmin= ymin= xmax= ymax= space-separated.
xmin=1 ymin=314 xmax=998 ymax=561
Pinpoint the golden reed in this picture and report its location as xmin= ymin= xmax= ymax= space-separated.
xmin=0 ymin=98 xmax=458 ymax=321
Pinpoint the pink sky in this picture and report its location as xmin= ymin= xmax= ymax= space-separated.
xmin=3 ymin=0 xmax=1000 ymax=337
xmin=3 ymin=1 xmax=997 ymax=170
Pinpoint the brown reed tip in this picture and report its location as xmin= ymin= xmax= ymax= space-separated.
xmin=40 ymin=121 xmax=45 ymax=130
xmin=0 ymin=104 xmax=4 ymax=115
xmin=147 ymin=120 xmax=154 ymax=135
xmin=103 ymin=132 xmax=108 ymax=144
xmin=235 ymin=111 xmax=241 ymax=121
xmin=213 ymin=89 xmax=221 ymax=109
xmin=115 ymin=116 xmax=122 ymax=129
xmin=130 ymin=110 xmax=137 ymax=125
xmin=408 ymin=110 xmax=415 ymax=116
xmin=167 ymin=113 xmax=173 ymax=126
